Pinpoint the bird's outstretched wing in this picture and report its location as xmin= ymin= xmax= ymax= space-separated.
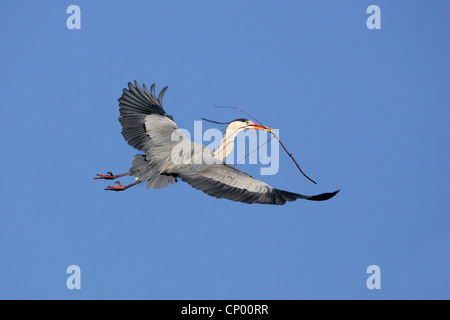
xmin=118 ymin=81 xmax=185 ymax=189
xmin=177 ymin=162 xmax=339 ymax=205
xmin=118 ymin=81 xmax=178 ymax=153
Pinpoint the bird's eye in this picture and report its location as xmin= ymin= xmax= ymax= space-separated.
xmin=246 ymin=121 xmax=250 ymax=125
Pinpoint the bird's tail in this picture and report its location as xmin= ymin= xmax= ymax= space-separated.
xmin=130 ymin=155 xmax=177 ymax=189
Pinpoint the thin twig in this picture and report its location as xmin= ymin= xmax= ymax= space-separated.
xmin=215 ymin=104 xmax=317 ymax=184
xmin=214 ymin=105 xmax=263 ymax=125
xmin=269 ymin=131 xmax=317 ymax=184
xmin=234 ymin=136 xmax=274 ymax=167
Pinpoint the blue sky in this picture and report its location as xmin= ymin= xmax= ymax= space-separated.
xmin=0 ymin=1 xmax=448 ymax=299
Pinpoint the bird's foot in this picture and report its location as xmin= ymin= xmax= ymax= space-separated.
xmin=105 ymin=181 xmax=126 ymax=191
xmin=95 ymin=171 xmax=116 ymax=180
xmin=94 ymin=171 xmax=131 ymax=180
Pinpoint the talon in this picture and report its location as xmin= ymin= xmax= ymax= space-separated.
xmin=105 ymin=186 xmax=126 ymax=191
xmin=95 ymin=173 xmax=115 ymax=180
xmin=104 ymin=180 xmax=140 ymax=191
xmin=105 ymin=180 xmax=126 ymax=191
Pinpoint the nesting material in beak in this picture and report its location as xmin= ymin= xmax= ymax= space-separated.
xmin=248 ymin=122 xmax=272 ymax=132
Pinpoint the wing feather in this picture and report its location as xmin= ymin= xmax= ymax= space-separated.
xmin=118 ymin=81 xmax=175 ymax=152
xmin=177 ymin=162 xmax=339 ymax=205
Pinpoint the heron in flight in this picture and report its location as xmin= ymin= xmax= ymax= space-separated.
xmin=95 ymin=81 xmax=339 ymax=205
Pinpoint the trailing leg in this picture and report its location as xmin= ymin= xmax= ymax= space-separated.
xmin=94 ymin=171 xmax=131 ymax=180
xmin=105 ymin=180 xmax=141 ymax=191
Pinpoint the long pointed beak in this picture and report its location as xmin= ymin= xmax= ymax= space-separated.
xmin=248 ymin=123 xmax=272 ymax=132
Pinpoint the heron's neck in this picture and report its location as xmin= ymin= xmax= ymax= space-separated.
xmin=212 ymin=128 xmax=240 ymax=161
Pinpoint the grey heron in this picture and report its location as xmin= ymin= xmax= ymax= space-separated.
xmin=95 ymin=81 xmax=339 ymax=205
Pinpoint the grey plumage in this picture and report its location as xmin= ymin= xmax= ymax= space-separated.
xmin=117 ymin=81 xmax=339 ymax=205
